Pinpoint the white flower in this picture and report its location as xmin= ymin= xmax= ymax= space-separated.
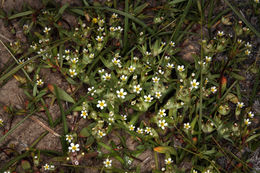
xmin=184 ymin=123 xmax=191 ymax=130
xmin=248 ymin=111 xmax=254 ymax=118
xmin=120 ymin=75 xmax=127 ymax=81
xmin=237 ymin=39 xmax=242 ymax=44
xmin=133 ymin=56 xmax=139 ymax=61
xmin=68 ymin=143 xmax=80 ymax=152
xmin=96 ymin=36 xmax=103 ymax=42
xmin=205 ymin=170 xmax=211 ymax=173
xmin=165 ymin=158 xmax=173 ymax=165
xmin=136 ymin=127 xmax=143 ymax=134
xmin=245 ymin=42 xmax=252 ymax=49
xmin=244 ymin=119 xmax=251 ymax=126
xmin=98 ymin=130 xmax=106 ymax=138
xmin=37 ymin=79 xmax=44 ymax=86
xmin=193 ymin=170 xmax=198 ymax=173
xmin=177 ymin=65 xmax=185 ymax=72
xmin=145 ymin=51 xmax=151 ymax=56
xmin=69 ymin=69 xmax=77 ymax=77
xmin=97 ymin=100 xmax=107 ymax=110
xmin=65 ymin=49 xmax=70 ymax=54
xmin=155 ymin=91 xmax=162 ymax=99
xmin=167 ymin=63 xmax=174 ymax=69
xmin=164 ymin=56 xmax=170 ymax=60
xmin=190 ymin=79 xmax=199 ymax=89
xmin=205 ymin=56 xmax=212 ymax=63
xmin=158 ymin=70 xmax=164 ymax=75
xmin=158 ymin=119 xmax=168 ymax=130
xmin=237 ymin=102 xmax=244 ymax=108
xmin=110 ymin=27 xmax=115 ymax=32
xmin=81 ymin=110 xmax=88 ymax=119
xmin=0 ymin=118 xmax=3 ymax=125
xmin=71 ymin=57 xmax=78 ymax=64
xmin=217 ymin=31 xmax=224 ymax=37
xmin=255 ymin=0 xmax=259 ymax=3
xmin=169 ymin=41 xmax=175 ymax=47
xmin=117 ymin=88 xmax=127 ymax=99
xmin=129 ymin=124 xmax=135 ymax=131
xmin=145 ymin=127 xmax=152 ymax=134
xmin=98 ymin=27 xmax=104 ymax=32
xmin=98 ymin=69 xmax=104 ymax=74
xmin=112 ymin=58 xmax=120 ymax=65
xmin=133 ymin=85 xmax=142 ymax=94
xmin=112 ymin=13 xmax=118 ymax=19
xmin=121 ymin=114 xmax=127 ymax=121
xmin=128 ymin=66 xmax=135 ymax=72
xmin=158 ymin=109 xmax=166 ymax=117
xmin=43 ymin=27 xmax=51 ymax=34
xmin=144 ymin=95 xmax=153 ymax=102
xmin=102 ymin=73 xmax=111 ymax=81
xmin=210 ymin=86 xmax=217 ymax=93
xmin=152 ymin=76 xmax=160 ymax=83
xmin=44 ymin=163 xmax=50 ymax=170
xmin=89 ymin=53 xmax=95 ymax=59
xmin=245 ymin=50 xmax=251 ymax=55
xmin=66 ymin=134 xmax=73 ymax=143
xmin=103 ymin=158 xmax=112 ymax=168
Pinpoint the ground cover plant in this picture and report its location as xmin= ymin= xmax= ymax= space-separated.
xmin=0 ymin=0 xmax=259 ymax=172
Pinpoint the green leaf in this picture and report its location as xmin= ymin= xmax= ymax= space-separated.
xmin=246 ymin=134 xmax=260 ymax=143
xmin=21 ymin=160 xmax=31 ymax=170
xmin=133 ymin=3 xmax=149 ymax=14
xmin=154 ymin=146 xmax=177 ymax=156
xmin=79 ymin=127 xmax=91 ymax=137
xmin=54 ymin=3 xmax=69 ymax=21
xmin=49 ymin=84 xmax=75 ymax=103
xmin=8 ymin=11 xmax=33 ymax=20
xmin=230 ymin=72 xmax=245 ymax=80
xmin=98 ymin=142 xmax=113 ymax=152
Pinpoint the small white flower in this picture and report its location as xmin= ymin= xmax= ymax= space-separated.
xmin=97 ymin=100 xmax=107 ymax=110
xmin=128 ymin=66 xmax=136 ymax=72
xmin=190 ymin=79 xmax=199 ymax=89
xmin=81 ymin=110 xmax=88 ymax=119
xmin=145 ymin=127 xmax=152 ymax=134
xmin=155 ymin=91 xmax=162 ymax=99
xmin=121 ymin=114 xmax=127 ymax=121
xmin=102 ymin=73 xmax=111 ymax=81
xmin=169 ymin=41 xmax=175 ymax=47
xmin=237 ymin=102 xmax=244 ymax=108
xmin=116 ymin=26 xmax=123 ymax=32
xmin=164 ymin=56 xmax=170 ymax=60
xmin=89 ymin=53 xmax=95 ymax=59
xmin=217 ymin=31 xmax=224 ymax=37
xmin=120 ymin=75 xmax=127 ymax=81
xmin=98 ymin=130 xmax=106 ymax=138
xmin=158 ymin=109 xmax=166 ymax=117
xmin=184 ymin=123 xmax=191 ymax=130
xmin=65 ymin=49 xmax=70 ymax=54
xmin=158 ymin=119 xmax=168 ymax=130
xmin=103 ymin=158 xmax=112 ymax=168
xmin=193 ymin=170 xmax=198 ymax=173
xmin=244 ymin=119 xmax=251 ymax=126
xmin=96 ymin=36 xmax=103 ymax=42
xmin=133 ymin=85 xmax=142 ymax=94
xmin=152 ymin=76 xmax=160 ymax=83
xmin=66 ymin=134 xmax=73 ymax=143
xmin=68 ymin=143 xmax=80 ymax=152
xmin=248 ymin=111 xmax=254 ymax=118
xmin=165 ymin=158 xmax=173 ymax=165
xmin=69 ymin=69 xmax=77 ymax=77
xmin=144 ymin=95 xmax=153 ymax=102
xmin=133 ymin=56 xmax=139 ymax=61
xmin=71 ymin=57 xmax=78 ymax=64
xmin=117 ymin=88 xmax=127 ymax=99
xmin=112 ymin=58 xmax=120 ymax=65
xmin=245 ymin=42 xmax=252 ymax=49
xmin=43 ymin=27 xmax=51 ymax=34
xmin=145 ymin=51 xmax=151 ymax=56
xmin=167 ymin=63 xmax=174 ymax=69
xmin=44 ymin=163 xmax=50 ymax=170
xmin=0 ymin=118 xmax=3 ymax=125
xmin=158 ymin=70 xmax=164 ymax=75
xmin=210 ymin=86 xmax=217 ymax=93
xmin=98 ymin=27 xmax=104 ymax=32
xmin=205 ymin=56 xmax=212 ymax=63
xmin=36 ymin=79 xmax=44 ymax=86
xmin=112 ymin=13 xmax=118 ymax=19
xmin=129 ymin=124 xmax=135 ymax=131
xmin=237 ymin=39 xmax=242 ymax=44
xmin=98 ymin=69 xmax=104 ymax=74
xmin=255 ymin=0 xmax=259 ymax=3
xmin=136 ymin=127 xmax=143 ymax=134
xmin=245 ymin=50 xmax=251 ymax=55
xmin=177 ymin=65 xmax=185 ymax=72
